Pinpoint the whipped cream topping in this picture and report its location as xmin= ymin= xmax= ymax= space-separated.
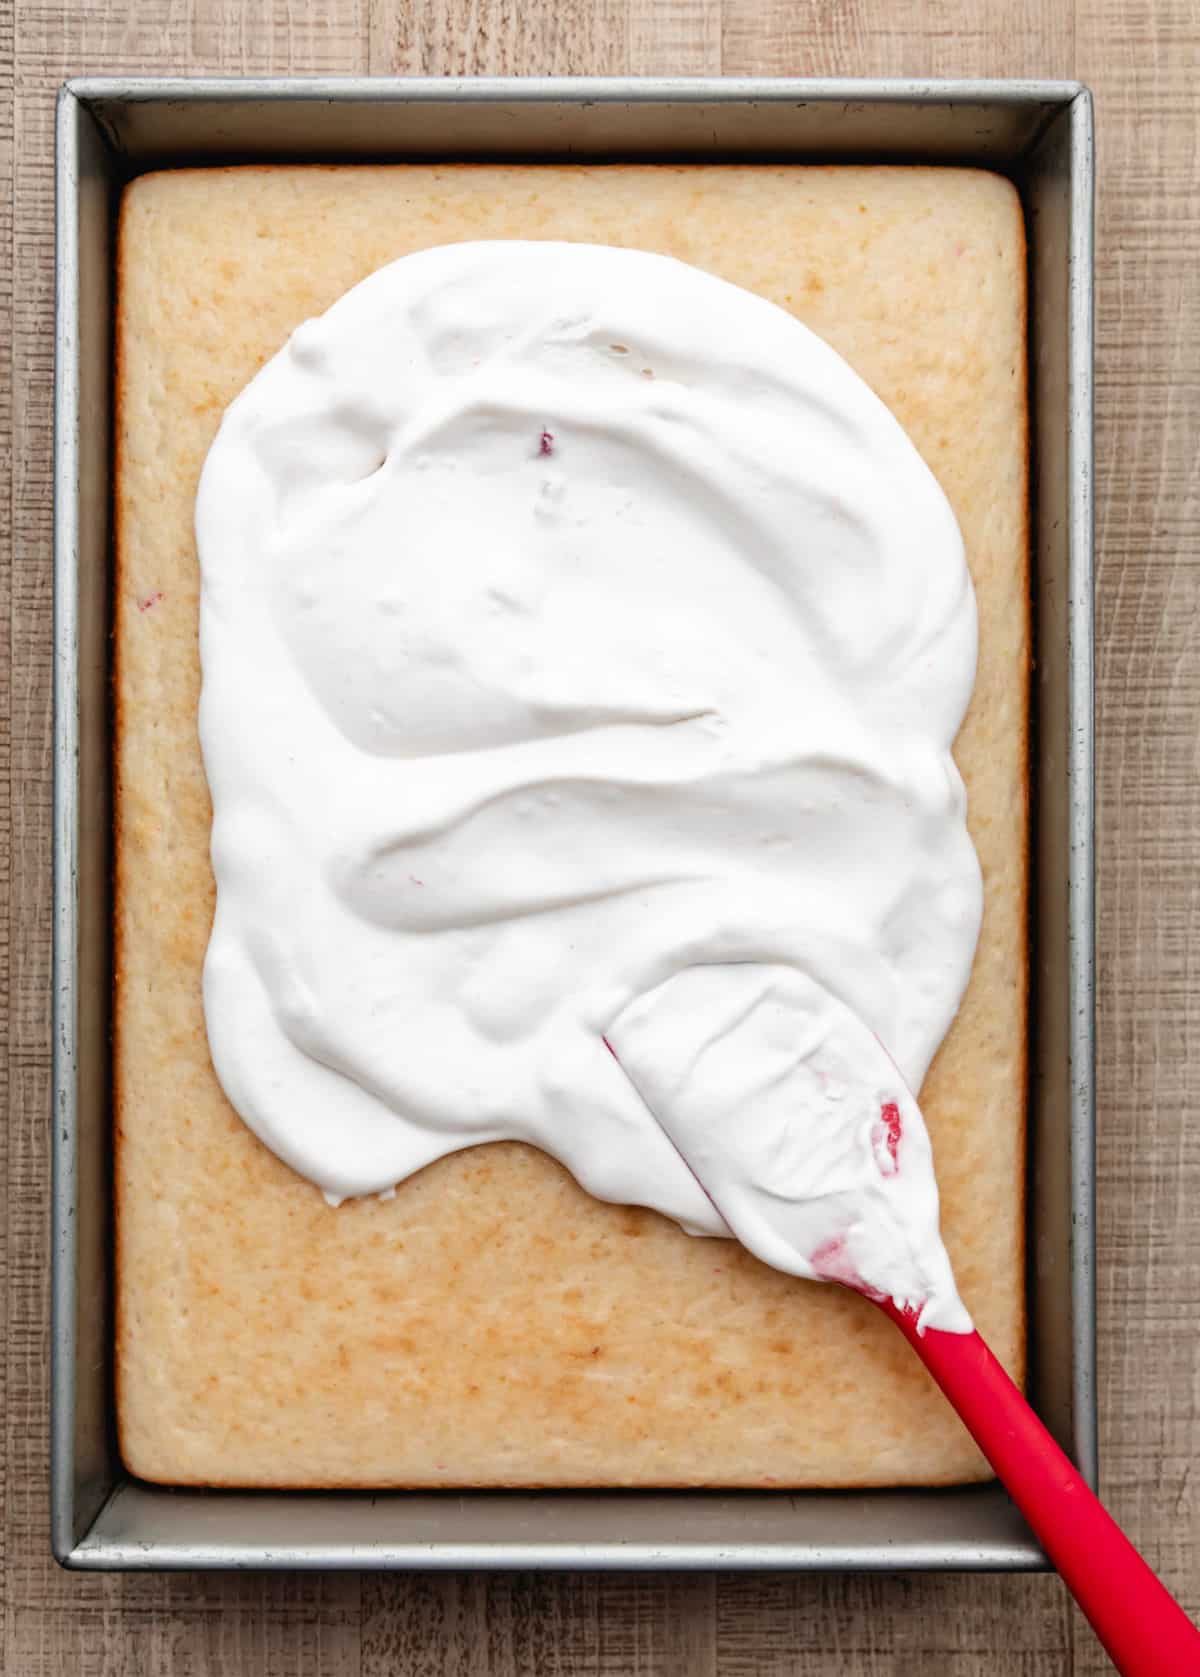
xmin=197 ymin=240 xmax=980 ymax=1322
xmin=608 ymin=964 xmax=971 ymax=1331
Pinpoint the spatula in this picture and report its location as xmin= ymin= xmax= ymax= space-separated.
xmin=605 ymin=965 xmax=1200 ymax=1677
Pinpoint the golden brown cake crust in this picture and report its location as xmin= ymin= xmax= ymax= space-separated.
xmin=115 ymin=164 xmax=1028 ymax=1488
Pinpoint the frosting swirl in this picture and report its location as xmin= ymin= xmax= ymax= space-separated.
xmin=197 ymin=240 xmax=980 ymax=1300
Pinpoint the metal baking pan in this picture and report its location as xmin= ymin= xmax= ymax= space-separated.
xmin=52 ymin=76 xmax=1095 ymax=1571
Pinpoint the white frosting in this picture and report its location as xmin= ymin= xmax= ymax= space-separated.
xmin=197 ymin=240 xmax=980 ymax=1325
xmin=608 ymin=964 xmax=970 ymax=1332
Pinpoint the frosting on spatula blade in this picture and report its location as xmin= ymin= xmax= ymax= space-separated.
xmin=607 ymin=963 xmax=971 ymax=1334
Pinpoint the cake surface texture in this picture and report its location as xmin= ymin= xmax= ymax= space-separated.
xmin=116 ymin=163 xmax=1028 ymax=1488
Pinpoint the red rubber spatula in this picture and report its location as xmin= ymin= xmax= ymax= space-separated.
xmin=877 ymin=1304 xmax=1200 ymax=1675
xmin=605 ymin=967 xmax=1200 ymax=1677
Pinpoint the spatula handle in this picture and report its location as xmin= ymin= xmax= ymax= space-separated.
xmin=880 ymin=1301 xmax=1200 ymax=1675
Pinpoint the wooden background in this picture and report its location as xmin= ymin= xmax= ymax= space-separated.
xmin=3 ymin=0 xmax=1198 ymax=1669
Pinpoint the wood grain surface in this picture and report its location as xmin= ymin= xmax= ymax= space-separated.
xmin=4 ymin=0 xmax=1198 ymax=1671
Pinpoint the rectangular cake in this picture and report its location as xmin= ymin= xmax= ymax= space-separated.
xmin=115 ymin=163 xmax=1028 ymax=1487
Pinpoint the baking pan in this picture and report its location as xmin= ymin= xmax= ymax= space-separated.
xmin=52 ymin=76 xmax=1095 ymax=1571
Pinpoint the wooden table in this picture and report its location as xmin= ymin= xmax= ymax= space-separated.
xmin=5 ymin=0 xmax=1197 ymax=1670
